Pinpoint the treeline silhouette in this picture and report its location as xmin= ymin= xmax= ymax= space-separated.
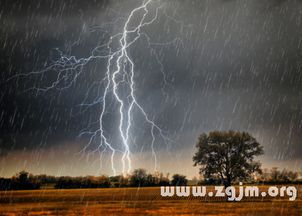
xmin=257 ymin=167 xmax=301 ymax=184
xmin=0 ymin=171 xmax=40 ymax=190
xmin=202 ymin=167 xmax=301 ymax=185
xmin=0 ymin=167 xmax=300 ymax=190
xmin=0 ymin=169 xmax=187 ymax=190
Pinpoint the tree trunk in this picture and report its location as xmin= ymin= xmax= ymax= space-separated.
xmin=224 ymin=175 xmax=232 ymax=201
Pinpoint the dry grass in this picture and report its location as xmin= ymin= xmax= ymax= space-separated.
xmin=0 ymin=186 xmax=301 ymax=215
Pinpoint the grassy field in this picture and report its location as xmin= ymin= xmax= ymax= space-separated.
xmin=0 ymin=186 xmax=301 ymax=215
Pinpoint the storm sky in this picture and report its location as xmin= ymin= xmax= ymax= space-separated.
xmin=0 ymin=0 xmax=302 ymax=177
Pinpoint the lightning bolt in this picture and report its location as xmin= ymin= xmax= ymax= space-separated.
xmin=9 ymin=0 xmax=184 ymax=176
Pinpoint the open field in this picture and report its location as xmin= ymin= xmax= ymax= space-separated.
xmin=0 ymin=186 xmax=301 ymax=215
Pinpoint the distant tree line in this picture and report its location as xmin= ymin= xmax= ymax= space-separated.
xmin=199 ymin=167 xmax=301 ymax=185
xmin=257 ymin=167 xmax=300 ymax=184
xmin=0 ymin=167 xmax=300 ymax=191
xmin=0 ymin=171 xmax=40 ymax=190
xmin=0 ymin=169 xmax=188 ymax=190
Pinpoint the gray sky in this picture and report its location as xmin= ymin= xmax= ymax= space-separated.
xmin=0 ymin=0 xmax=302 ymax=177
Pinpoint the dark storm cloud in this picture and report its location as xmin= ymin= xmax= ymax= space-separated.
xmin=130 ymin=0 xmax=302 ymax=160
xmin=0 ymin=0 xmax=301 ymax=166
xmin=0 ymin=0 xmax=110 ymax=155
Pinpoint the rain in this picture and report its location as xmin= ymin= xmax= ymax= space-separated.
xmin=0 ymin=0 xmax=301 ymax=179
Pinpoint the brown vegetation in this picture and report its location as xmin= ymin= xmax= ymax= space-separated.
xmin=0 ymin=186 xmax=301 ymax=215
